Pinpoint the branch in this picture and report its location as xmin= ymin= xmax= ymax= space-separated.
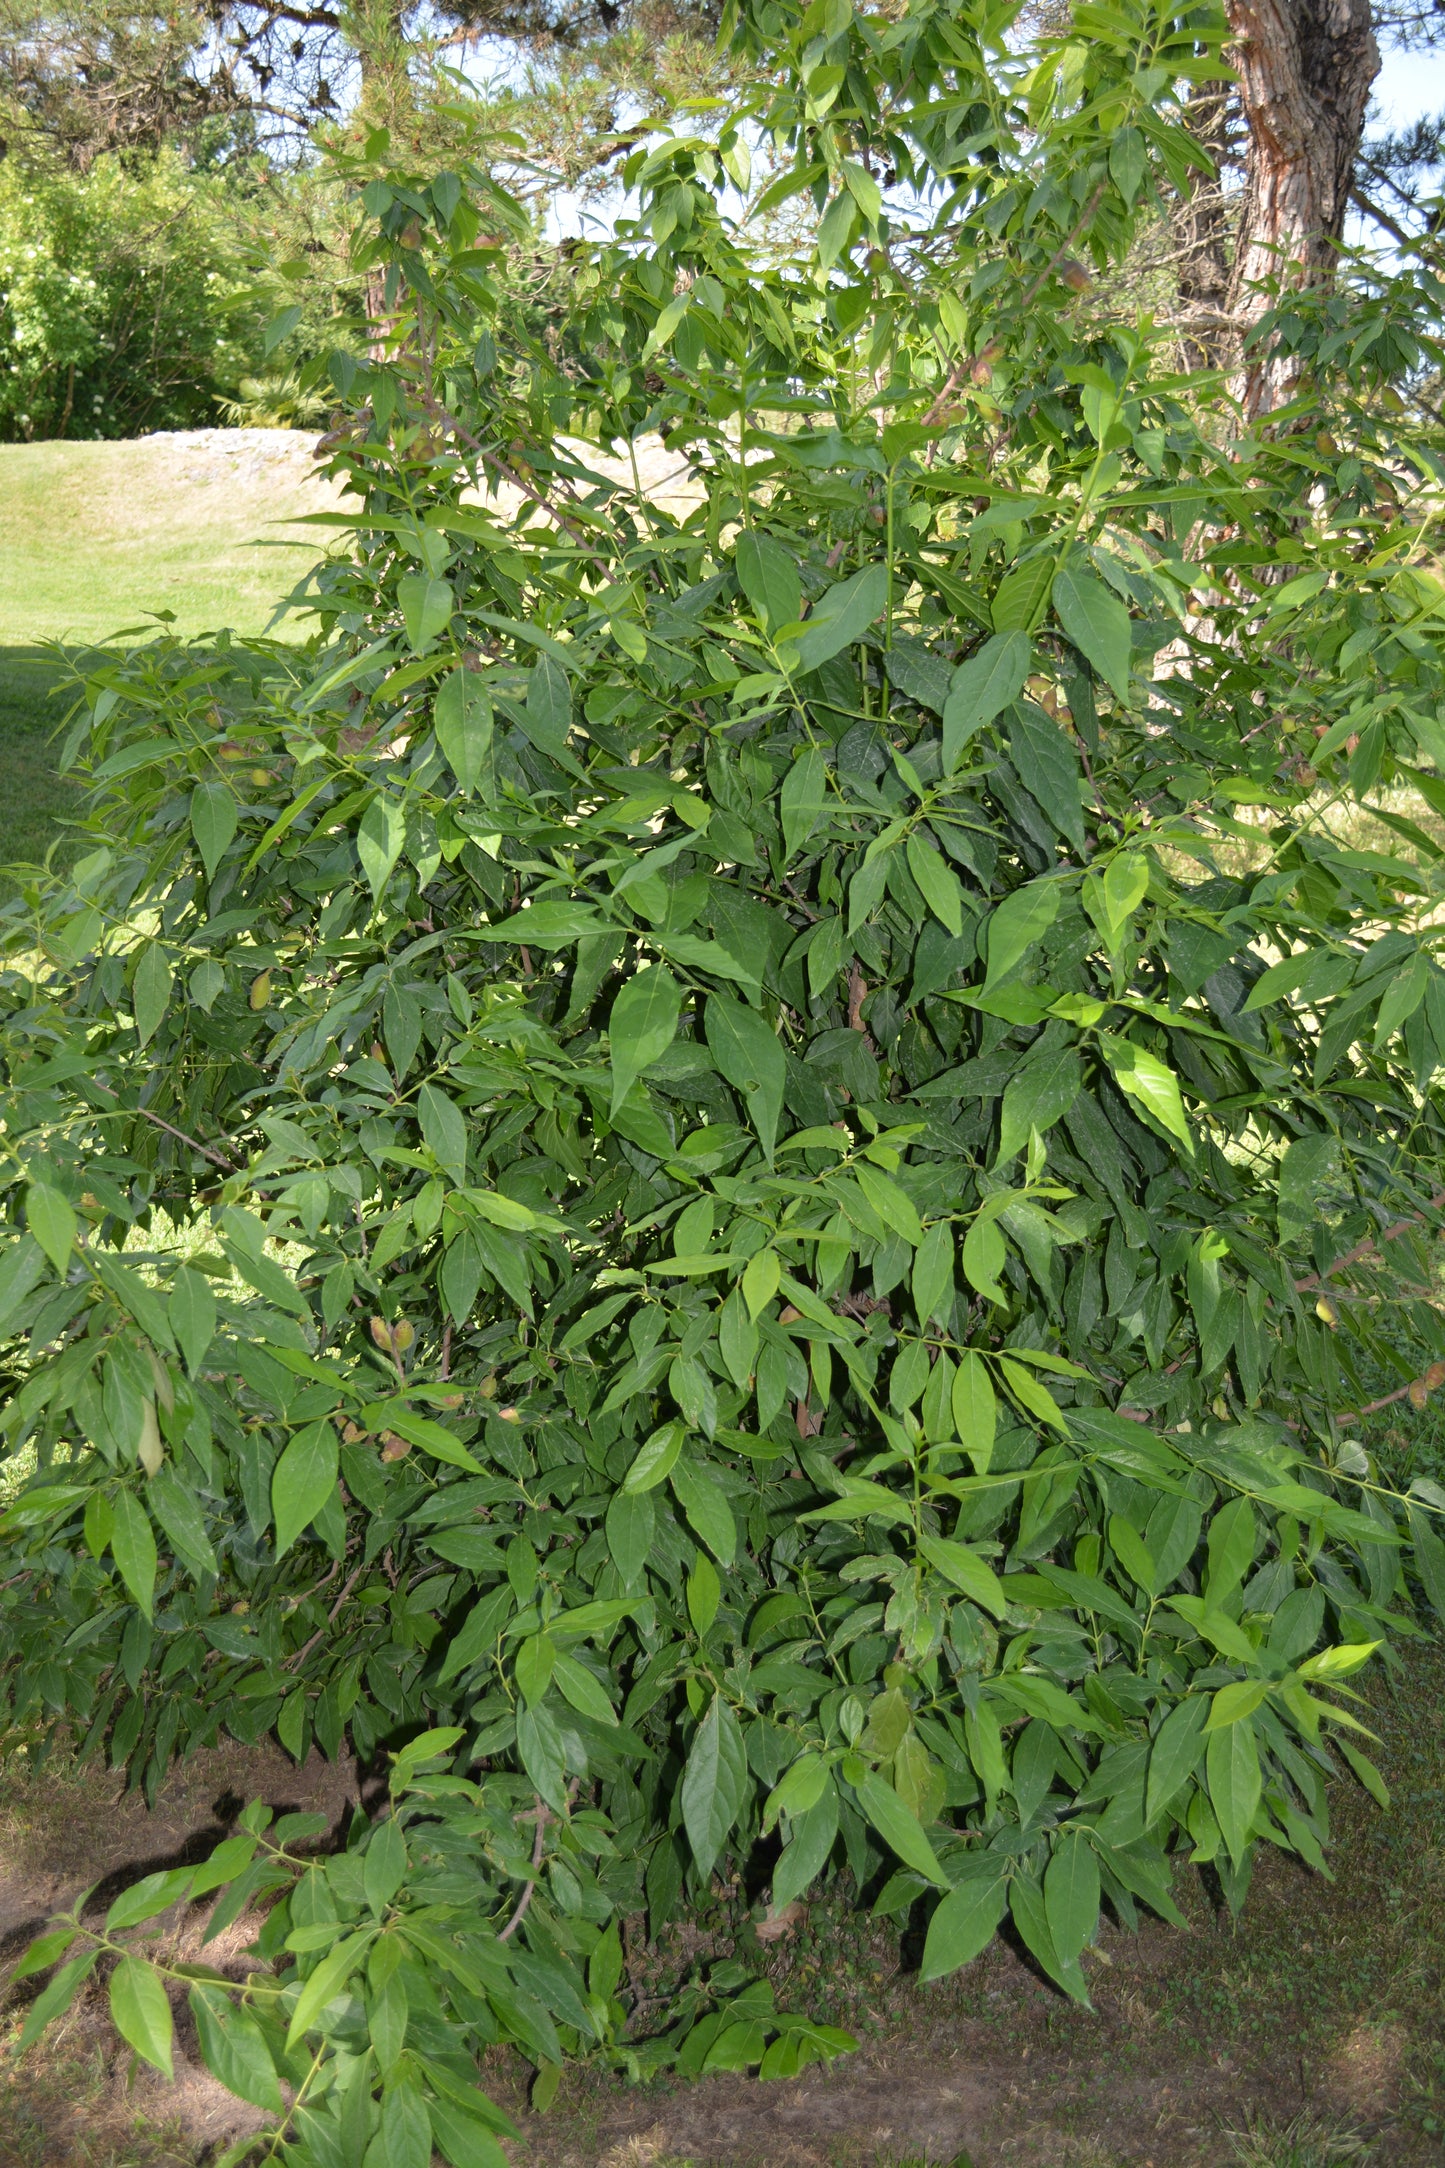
xmin=87 ymin=1078 xmax=239 ymax=1173
xmin=410 ymin=388 xmax=613 ymax=575
xmin=498 ymin=1797 xmax=549 ymax=1942
xmin=1350 ymin=187 xmax=1415 ymax=249
xmin=283 ymin=1562 xmax=365 ymax=1672
xmin=1293 ymin=1190 xmax=1445 ymax=1295
xmin=924 ymin=182 xmax=1107 ymax=427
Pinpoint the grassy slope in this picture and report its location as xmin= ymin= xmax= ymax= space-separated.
xmin=0 ymin=431 xmax=345 ymax=874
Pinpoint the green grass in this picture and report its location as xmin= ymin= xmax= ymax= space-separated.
xmin=0 ymin=434 xmax=337 ymax=649
xmin=0 ymin=431 xmax=343 ymax=877
xmin=0 ymin=648 xmax=82 ymax=872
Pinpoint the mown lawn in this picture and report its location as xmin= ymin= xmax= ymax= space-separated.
xmin=0 ymin=430 xmax=342 ymax=878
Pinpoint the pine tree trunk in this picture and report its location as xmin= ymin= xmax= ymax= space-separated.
xmin=1174 ymin=81 xmax=1235 ymax=373
xmin=1224 ymin=0 xmax=1380 ymax=418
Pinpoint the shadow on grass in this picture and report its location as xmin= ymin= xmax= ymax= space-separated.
xmin=0 ymin=646 xmax=87 ymax=878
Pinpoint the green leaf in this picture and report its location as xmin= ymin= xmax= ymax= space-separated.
xmin=109 ymin=1489 xmax=157 ymax=1619
xmin=906 ymin=832 xmax=964 ymax=936
xmin=398 ymin=573 xmax=453 ymax=650
xmin=680 ymin=1692 xmax=749 ymax=1877
xmin=1054 ymin=562 xmax=1132 ymax=702
xmin=376 ymin=1410 xmax=483 ymax=1472
xmin=1206 ymin=1716 xmax=1262 ymax=1866
xmin=942 ymin=631 xmax=1029 ymax=768
xmin=1278 ymin=1133 xmax=1340 ymax=1241
xmin=1206 ymin=1680 xmax=1271 ymax=1730
xmin=670 ymin=1459 xmax=737 ymax=1564
xmin=1109 ymin=124 xmax=1145 ymax=204
xmin=706 ymin=994 xmax=786 ymax=1159
xmin=271 ymin=1421 xmax=339 ymax=1558
xmin=736 ymin=533 xmax=801 ymax=632
xmin=190 ymin=782 xmax=238 ymax=880
xmin=358 ymin=792 xmax=407 ymax=903
xmin=419 ymin=1082 xmax=468 ymax=1187
xmin=1009 ymin=1870 xmax=1088 ymax=2003
xmin=997 ymin=1042 xmax=1082 ymax=1162
xmin=608 ymin=964 xmax=682 ymax=1118
xmin=1101 ymin=851 xmax=1149 ymax=941
xmin=26 ymin=1183 xmax=76 ymax=1276
xmin=624 ymin=1420 xmax=684 ymax=1493
xmin=189 ymin=1984 xmax=284 ymax=2113
xmin=961 ymin=1209 xmax=1008 ymax=1304
xmin=435 ymin=670 xmax=494 ymax=796
xmin=788 ymin=564 xmax=888 ymax=671
xmin=522 ymin=653 xmax=577 ymax=769
xmin=982 ymin=878 xmax=1060 ymax=991
xmin=109 ymin=1955 xmax=174 ymax=2079
xmin=1108 ymin=1513 xmax=1159 ymax=1598
xmin=1043 ymin=1828 xmax=1099 ymax=1967
xmin=553 ymin=1648 xmax=619 ymax=1725
xmin=284 ymin=1929 xmax=374 ymax=2049
xmin=17 ymin=1949 xmax=99 ymax=2053
xmin=912 ymin=1221 xmax=954 ymax=1329
xmin=992 ymin=557 xmax=1055 ymax=633
xmin=515 ymin=1632 xmax=556 ymax=1707
xmin=771 ymin=1781 xmax=840 ymax=1910
xmin=854 ymin=1163 xmax=923 ymax=1246
xmin=780 ymin=745 xmax=828 ymax=864
xmin=998 ymin=1354 xmax=1069 ymax=1431
xmin=951 ymin=1351 xmax=997 ymax=1469
xmin=920 ymin=1859 xmax=1010 ymax=1980
xmin=364 ymin=1816 xmax=409 ymax=1913
xmin=1008 ymin=704 xmax=1085 ymax=850
xmin=605 ymin=1488 xmax=654 ymax=1587
xmin=12 ymin=1925 xmax=79 ymax=1981
xmin=918 ymin=1532 xmax=1006 ymax=1617
xmin=816 ymin=187 xmax=859 ymax=269
xmin=429 ymin=2094 xmax=512 ymax=2168
xmin=688 ymin=1552 xmax=721 ymax=1636
xmin=1102 ymin=1037 xmax=1193 ymax=1152
xmin=132 ymin=942 xmax=173 ymax=1049
xmin=742 ymin=1248 xmax=781 ymax=1319
xmin=168 ymin=1267 xmax=216 ymax=1376
xmin=0 ymin=1233 xmax=46 ymax=1333
xmin=437 ymin=1585 xmax=513 ymax=1684
xmin=850 ymin=1771 xmax=949 ymax=1888
xmin=147 ymin=1462 xmax=217 ymax=1578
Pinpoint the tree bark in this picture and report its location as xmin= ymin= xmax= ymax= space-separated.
xmin=1174 ymin=80 xmax=1235 ymax=372
xmin=1224 ymin=0 xmax=1380 ymax=418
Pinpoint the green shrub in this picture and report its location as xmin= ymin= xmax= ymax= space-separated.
xmin=0 ymin=148 xmax=260 ymax=439
xmin=3 ymin=0 xmax=1445 ymax=2154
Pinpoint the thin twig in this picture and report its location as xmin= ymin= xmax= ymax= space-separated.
xmin=498 ymin=1797 xmax=549 ymax=1942
xmin=284 ymin=1563 xmax=365 ymax=1673
xmin=924 ymin=183 xmax=1107 ymax=428
xmin=847 ymin=963 xmax=877 ymax=1052
xmin=1337 ymin=1379 xmax=1418 ymax=1423
xmin=87 ymin=1078 xmax=238 ymax=1172
xmin=1294 ymin=1190 xmax=1445 ymax=1294
xmin=413 ymin=387 xmax=612 ymax=573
